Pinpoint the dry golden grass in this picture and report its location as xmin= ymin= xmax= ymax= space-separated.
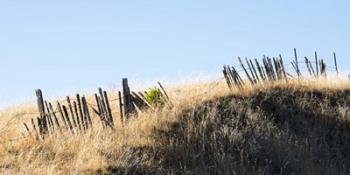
xmin=0 ymin=77 xmax=350 ymax=174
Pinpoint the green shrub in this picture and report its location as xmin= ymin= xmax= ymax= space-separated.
xmin=144 ymin=88 xmax=164 ymax=106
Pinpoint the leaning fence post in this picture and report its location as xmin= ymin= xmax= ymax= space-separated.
xmin=223 ymin=67 xmax=233 ymax=89
xmin=66 ymin=96 xmax=77 ymax=129
xmin=279 ymin=55 xmax=288 ymax=81
xmin=36 ymin=117 xmax=43 ymax=139
xmin=294 ymin=48 xmax=301 ymax=77
xmin=333 ymin=52 xmax=339 ymax=76
xmin=246 ymin=57 xmax=257 ymax=84
xmin=31 ymin=118 xmax=40 ymax=140
xmin=314 ymin=52 xmax=319 ymax=77
xmin=44 ymin=101 xmax=54 ymax=133
xmin=23 ymin=123 xmax=31 ymax=137
xmin=103 ymin=91 xmax=114 ymax=127
xmin=62 ymin=105 xmax=74 ymax=134
xmin=304 ymin=57 xmax=313 ymax=77
xmin=98 ymin=88 xmax=111 ymax=128
xmin=238 ymin=57 xmax=254 ymax=85
xmin=96 ymin=95 xmax=108 ymax=127
xmin=48 ymin=102 xmax=62 ymax=133
xmin=76 ymin=94 xmax=85 ymax=130
xmin=255 ymin=59 xmax=265 ymax=81
xmin=94 ymin=94 xmax=106 ymax=128
xmin=249 ymin=59 xmax=260 ymax=83
xmin=57 ymin=101 xmax=68 ymax=130
xmin=82 ymin=96 xmax=93 ymax=129
xmin=118 ymin=91 xmax=124 ymax=125
xmin=73 ymin=101 xmax=82 ymax=132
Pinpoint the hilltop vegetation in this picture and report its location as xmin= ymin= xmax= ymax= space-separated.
xmin=0 ymin=79 xmax=350 ymax=174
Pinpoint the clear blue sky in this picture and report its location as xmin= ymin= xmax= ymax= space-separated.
xmin=1 ymin=1 xmax=350 ymax=107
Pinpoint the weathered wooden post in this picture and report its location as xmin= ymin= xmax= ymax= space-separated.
xmin=320 ymin=59 xmax=327 ymax=78
xmin=48 ymin=102 xmax=62 ymax=133
xmin=249 ymin=59 xmax=260 ymax=83
xmin=315 ymin=52 xmax=319 ymax=77
xmin=37 ymin=117 xmax=43 ymax=138
xmin=57 ymin=101 xmax=68 ymax=130
xmin=23 ymin=123 xmax=31 ymax=137
xmin=294 ymin=48 xmax=301 ymax=77
xmin=238 ymin=57 xmax=254 ymax=85
xmin=62 ymin=105 xmax=74 ymax=134
xmin=246 ymin=57 xmax=257 ymax=84
xmin=94 ymin=94 xmax=106 ymax=128
xmin=157 ymin=81 xmax=173 ymax=107
xmin=263 ymin=57 xmax=272 ymax=81
xmin=122 ymin=78 xmax=135 ymax=119
xmin=35 ymin=89 xmax=47 ymax=136
xmin=118 ymin=91 xmax=124 ymax=125
xmin=103 ymin=91 xmax=114 ymax=127
xmin=98 ymin=88 xmax=111 ymax=128
xmin=272 ymin=58 xmax=279 ymax=80
xmin=66 ymin=96 xmax=77 ymax=129
xmin=305 ymin=57 xmax=313 ymax=76
xmin=225 ymin=65 xmax=238 ymax=88
xmin=76 ymin=94 xmax=85 ymax=130
xmin=233 ymin=66 xmax=244 ymax=87
xmin=44 ymin=101 xmax=54 ymax=133
xmin=82 ymin=96 xmax=93 ymax=129
xmin=223 ymin=67 xmax=233 ymax=89
xmin=333 ymin=52 xmax=339 ymax=76
xmin=279 ymin=55 xmax=288 ymax=81
xmin=73 ymin=101 xmax=82 ymax=131
xmin=31 ymin=118 xmax=40 ymax=140
xmin=226 ymin=66 xmax=240 ymax=88
xmin=255 ymin=59 xmax=265 ymax=81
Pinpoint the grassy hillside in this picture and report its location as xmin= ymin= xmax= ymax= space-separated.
xmin=0 ymin=79 xmax=350 ymax=174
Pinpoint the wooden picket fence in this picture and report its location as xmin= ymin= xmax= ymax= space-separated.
xmin=223 ymin=49 xmax=340 ymax=89
xmin=23 ymin=78 xmax=171 ymax=140
xmin=19 ymin=49 xmax=346 ymax=140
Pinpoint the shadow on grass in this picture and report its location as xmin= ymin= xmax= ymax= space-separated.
xmin=105 ymin=87 xmax=350 ymax=175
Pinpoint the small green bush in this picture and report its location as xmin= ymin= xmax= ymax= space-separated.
xmin=144 ymin=88 xmax=164 ymax=106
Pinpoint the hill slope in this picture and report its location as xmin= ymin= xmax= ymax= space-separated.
xmin=1 ymin=80 xmax=350 ymax=174
xmin=149 ymin=86 xmax=350 ymax=174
